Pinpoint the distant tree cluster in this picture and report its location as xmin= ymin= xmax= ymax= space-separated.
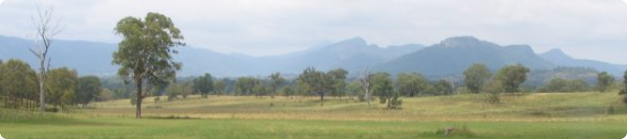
xmin=620 ymin=70 xmax=627 ymax=106
xmin=537 ymin=78 xmax=589 ymax=93
xmin=462 ymin=64 xmax=530 ymax=103
xmin=193 ymin=73 xmax=214 ymax=98
xmin=0 ymin=59 xmax=102 ymax=111
xmin=596 ymin=72 xmax=615 ymax=93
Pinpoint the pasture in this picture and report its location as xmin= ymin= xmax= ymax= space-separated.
xmin=1 ymin=92 xmax=627 ymax=138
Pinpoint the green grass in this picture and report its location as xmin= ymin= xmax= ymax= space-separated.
xmin=1 ymin=117 xmax=626 ymax=139
xmin=1 ymin=92 xmax=627 ymax=138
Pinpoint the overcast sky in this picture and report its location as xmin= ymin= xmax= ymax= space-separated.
xmin=0 ymin=0 xmax=626 ymax=64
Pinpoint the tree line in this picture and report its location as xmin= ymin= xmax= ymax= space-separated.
xmin=0 ymin=59 xmax=102 ymax=111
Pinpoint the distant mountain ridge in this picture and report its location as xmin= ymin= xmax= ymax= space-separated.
xmin=375 ymin=36 xmax=556 ymax=77
xmin=540 ymin=49 xmax=625 ymax=76
xmin=0 ymin=35 xmax=624 ymax=78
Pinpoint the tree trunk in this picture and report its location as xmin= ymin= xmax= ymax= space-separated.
xmin=136 ymin=80 xmax=143 ymax=118
xmin=365 ymin=89 xmax=371 ymax=106
xmin=320 ymin=92 xmax=324 ymax=106
xmin=39 ymin=70 xmax=45 ymax=111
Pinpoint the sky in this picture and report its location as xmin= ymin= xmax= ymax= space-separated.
xmin=0 ymin=0 xmax=626 ymax=64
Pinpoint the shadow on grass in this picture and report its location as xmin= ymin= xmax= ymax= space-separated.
xmin=144 ymin=115 xmax=200 ymax=120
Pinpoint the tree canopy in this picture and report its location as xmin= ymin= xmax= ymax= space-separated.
xmin=0 ymin=59 xmax=38 ymax=109
xmin=371 ymin=72 xmax=401 ymax=109
xmin=113 ymin=12 xmax=184 ymax=118
xmin=77 ymin=76 xmax=102 ymax=106
xmin=464 ymin=63 xmax=492 ymax=94
xmin=596 ymin=72 xmax=614 ymax=93
xmin=269 ymin=72 xmax=285 ymax=99
xmin=193 ymin=73 xmax=215 ymax=98
xmin=297 ymin=67 xmax=333 ymax=104
xmin=46 ymin=67 xmax=78 ymax=110
xmin=495 ymin=64 xmax=530 ymax=93
xmin=395 ymin=72 xmax=429 ymax=97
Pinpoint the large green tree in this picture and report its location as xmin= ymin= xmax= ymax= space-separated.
xmin=372 ymin=72 xmax=401 ymax=109
xmin=214 ymin=79 xmax=226 ymax=95
xmin=395 ymin=72 xmax=429 ymax=97
xmin=297 ymin=67 xmax=332 ymax=105
xmin=346 ymin=80 xmax=363 ymax=100
xmin=433 ymin=80 xmax=454 ymax=96
xmin=113 ymin=12 xmax=184 ymax=118
xmin=252 ymin=82 xmax=268 ymax=98
xmin=0 ymin=59 xmax=38 ymax=109
xmin=596 ymin=72 xmax=615 ymax=93
xmin=193 ymin=73 xmax=215 ymax=98
xmin=327 ymin=69 xmax=348 ymax=99
xmin=268 ymin=72 xmax=285 ymax=99
xmin=166 ymin=82 xmax=192 ymax=101
xmin=463 ymin=63 xmax=492 ymax=94
xmin=46 ymin=67 xmax=78 ymax=110
xmin=495 ymin=64 xmax=530 ymax=93
xmin=282 ymin=85 xmax=294 ymax=99
xmin=77 ymin=76 xmax=102 ymax=107
xmin=235 ymin=77 xmax=257 ymax=96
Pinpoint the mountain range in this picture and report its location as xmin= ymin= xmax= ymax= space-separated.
xmin=0 ymin=35 xmax=624 ymax=78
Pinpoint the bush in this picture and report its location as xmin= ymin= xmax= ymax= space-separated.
xmin=483 ymin=81 xmax=503 ymax=104
xmin=146 ymin=105 xmax=163 ymax=109
xmin=45 ymin=107 xmax=59 ymax=113
xmin=607 ymin=106 xmax=615 ymax=115
xmin=145 ymin=115 xmax=196 ymax=119
xmin=387 ymin=91 xmax=402 ymax=109
xmin=435 ymin=126 xmax=475 ymax=137
xmin=357 ymin=94 xmax=366 ymax=102
xmin=154 ymin=96 xmax=161 ymax=104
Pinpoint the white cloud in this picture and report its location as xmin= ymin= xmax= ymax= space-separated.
xmin=0 ymin=0 xmax=626 ymax=64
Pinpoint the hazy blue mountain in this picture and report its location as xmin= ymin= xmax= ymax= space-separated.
xmin=540 ymin=49 xmax=626 ymax=76
xmin=0 ymin=35 xmax=251 ymax=77
xmin=173 ymin=46 xmax=255 ymax=77
xmin=0 ymin=35 xmax=424 ymax=77
xmin=3 ymin=35 xmax=621 ymax=79
xmin=374 ymin=36 xmax=556 ymax=77
xmin=264 ymin=37 xmax=425 ymax=74
xmin=0 ymin=35 xmax=118 ymax=76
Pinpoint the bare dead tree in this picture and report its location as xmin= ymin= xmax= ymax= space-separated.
xmin=29 ymin=5 xmax=63 ymax=112
xmin=359 ymin=69 xmax=373 ymax=106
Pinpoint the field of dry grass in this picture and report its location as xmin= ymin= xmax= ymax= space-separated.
xmin=2 ymin=92 xmax=627 ymax=138
xmin=83 ymin=92 xmax=627 ymax=122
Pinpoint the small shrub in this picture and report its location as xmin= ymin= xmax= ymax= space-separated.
xmin=529 ymin=111 xmax=549 ymax=116
xmin=357 ymin=94 xmax=366 ymax=102
xmin=45 ymin=107 xmax=59 ymax=113
xmin=269 ymin=102 xmax=274 ymax=107
xmin=607 ymin=106 xmax=615 ymax=115
xmin=154 ymin=97 xmax=161 ymax=104
xmin=146 ymin=105 xmax=163 ymax=109
xmin=145 ymin=115 xmax=196 ymax=119
xmin=435 ymin=125 xmax=475 ymax=137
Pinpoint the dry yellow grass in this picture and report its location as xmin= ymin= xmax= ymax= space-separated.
xmin=82 ymin=92 xmax=627 ymax=123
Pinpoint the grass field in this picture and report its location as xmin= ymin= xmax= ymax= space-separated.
xmin=1 ymin=92 xmax=627 ymax=138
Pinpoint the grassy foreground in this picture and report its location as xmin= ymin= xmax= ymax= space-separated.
xmin=1 ymin=92 xmax=627 ymax=138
